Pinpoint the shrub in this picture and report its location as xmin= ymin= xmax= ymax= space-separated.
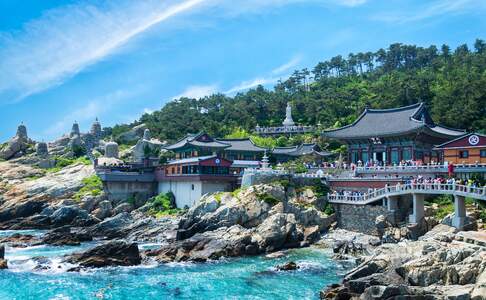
xmin=73 ymin=175 xmax=103 ymax=201
xmin=147 ymin=192 xmax=180 ymax=217
xmin=323 ymin=203 xmax=335 ymax=215
xmin=426 ymin=195 xmax=454 ymax=220
xmin=257 ymin=192 xmax=280 ymax=206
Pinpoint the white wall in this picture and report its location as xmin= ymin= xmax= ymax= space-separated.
xmin=158 ymin=180 xmax=233 ymax=208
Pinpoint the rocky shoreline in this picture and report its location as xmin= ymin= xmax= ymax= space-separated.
xmin=1 ymin=159 xmax=486 ymax=299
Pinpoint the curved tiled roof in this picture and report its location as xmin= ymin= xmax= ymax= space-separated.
xmin=323 ymin=103 xmax=464 ymax=139
xmin=165 ymin=133 xmax=229 ymax=150
xmin=273 ymin=143 xmax=332 ymax=157
xmin=216 ymin=138 xmax=267 ymax=152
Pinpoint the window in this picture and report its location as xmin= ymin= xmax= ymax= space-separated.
xmin=459 ymin=150 xmax=469 ymax=158
xmin=191 ymin=184 xmax=195 ymax=190
xmin=481 ymin=150 xmax=486 ymax=158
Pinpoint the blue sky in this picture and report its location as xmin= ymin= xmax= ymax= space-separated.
xmin=0 ymin=0 xmax=485 ymax=142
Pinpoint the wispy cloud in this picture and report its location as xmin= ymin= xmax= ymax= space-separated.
xmin=271 ymin=55 xmax=302 ymax=75
xmin=225 ymin=77 xmax=281 ymax=94
xmin=0 ymin=0 xmax=368 ymax=104
xmin=372 ymin=0 xmax=483 ymax=23
xmin=44 ymin=88 xmax=142 ymax=138
xmin=0 ymin=0 xmax=206 ymax=103
xmin=173 ymin=84 xmax=219 ymax=99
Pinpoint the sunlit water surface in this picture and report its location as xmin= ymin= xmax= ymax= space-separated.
xmin=0 ymin=230 xmax=350 ymax=300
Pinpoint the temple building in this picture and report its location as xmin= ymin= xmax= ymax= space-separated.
xmin=156 ymin=156 xmax=236 ymax=208
xmin=434 ymin=133 xmax=486 ymax=165
xmin=323 ymin=103 xmax=465 ymax=165
xmin=272 ymin=143 xmax=332 ymax=163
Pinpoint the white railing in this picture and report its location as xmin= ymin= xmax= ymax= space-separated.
xmin=328 ymin=183 xmax=486 ymax=204
xmin=356 ymin=163 xmax=486 ymax=173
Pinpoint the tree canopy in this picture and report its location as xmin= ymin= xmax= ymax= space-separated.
xmin=110 ymin=39 xmax=486 ymax=146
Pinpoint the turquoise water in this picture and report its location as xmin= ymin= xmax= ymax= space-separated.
xmin=1 ymin=231 xmax=350 ymax=300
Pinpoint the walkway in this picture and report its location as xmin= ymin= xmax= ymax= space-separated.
xmin=328 ymin=183 xmax=486 ymax=230
xmin=328 ymin=183 xmax=486 ymax=205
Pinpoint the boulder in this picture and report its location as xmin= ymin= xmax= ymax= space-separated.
xmin=66 ymin=240 xmax=141 ymax=268
xmin=116 ymin=124 xmax=147 ymax=144
xmin=51 ymin=205 xmax=89 ymax=226
xmin=92 ymin=200 xmax=112 ymax=220
xmin=41 ymin=227 xmax=92 ymax=246
xmin=87 ymin=212 xmax=132 ymax=239
xmin=113 ymin=203 xmax=133 ymax=215
xmin=276 ymin=261 xmax=299 ymax=271
xmin=0 ymin=244 xmax=6 ymax=269
xmin=0 ymin=233 xmax=40 ymax=247
xmin=0 ymin=244 xmax=4 ymax=259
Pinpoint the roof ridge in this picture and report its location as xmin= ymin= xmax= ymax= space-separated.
xmin=367 ymin=102 xmax=423 ymax=113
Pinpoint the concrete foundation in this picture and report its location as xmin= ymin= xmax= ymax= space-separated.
xmin=409 ymin=193 xmax=424 ymax=224
xmin=452 ymin=195 xmax=466 ymax=229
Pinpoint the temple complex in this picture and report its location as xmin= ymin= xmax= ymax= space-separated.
xmin=323 ymin=103 xmax=465 ymax=165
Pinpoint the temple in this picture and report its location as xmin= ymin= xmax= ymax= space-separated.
xmin=272 ymin=143 xmax=332 ymax=163
xmin=323 ymin=103 xmax=465 ymax=165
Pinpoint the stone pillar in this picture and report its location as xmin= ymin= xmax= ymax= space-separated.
xmin=387 ymin=196 xmax=400 ymax=224
xmin=387 ymin=196 xmax=398 ymax=212
xmin=452 ymin=195 xmax=466 ymax=229
xmin=409 ymin=193 xmax=424 ymax=224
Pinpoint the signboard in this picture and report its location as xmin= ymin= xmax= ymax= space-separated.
xmin=468 ymin=134 xmax=480 ymax=146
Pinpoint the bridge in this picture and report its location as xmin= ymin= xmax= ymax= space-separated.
xmin=328 ymin=183 xmax=486 ymax=229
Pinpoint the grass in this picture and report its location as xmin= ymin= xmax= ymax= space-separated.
xmin=214 ymin=192 xmax=224 ymax=204
xmin=425 ymin=194 xmax=454 ymax=220
xmin=256 ymin=192 xmax=280 ymax=206
xmin=147 ymin=192 xmax=181 ymax=217
xmin=46 ymin=156 xmax=91 ymax=173
xmin=73 ymin=175 xmax=103 ymax=201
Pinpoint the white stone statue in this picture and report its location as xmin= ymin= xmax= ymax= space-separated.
xmin=282 ymin=102 xmax=295 ymax=127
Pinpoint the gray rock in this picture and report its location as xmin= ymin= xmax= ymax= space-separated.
xmin=66 ymin=240 xmax=141 ymax=268
xmin=92 ymin=200 xmax=112 ymax=220
xmin=113 ymin=203 xmax=133 ymax=215
xmin=51 ymin=206 xmax=89 ymax=226
xmin=0 ymin=244 xmax=4 ymax=259
xmin=87 ymin=212 xmax=132 ymax=239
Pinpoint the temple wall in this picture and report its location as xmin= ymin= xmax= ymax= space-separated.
xmin=103 ymin=181 xmax=157 ymax=202
xmin=333 ymin=203 xmax=395 ymax=236
xmin=158 ymin=180 xmax=232 ymax=208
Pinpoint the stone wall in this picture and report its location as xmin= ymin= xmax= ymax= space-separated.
xmin=334 ymin=203 xmax=394 ymax=236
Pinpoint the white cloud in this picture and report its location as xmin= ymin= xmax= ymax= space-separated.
xmin=225 ymin=77 xmax=280 ymax=94
xmin=372 ymin=0 xmax=483 ymax=23
xmin=0 ymin=0 xmax=367 ymax=104
xmin=173 ymin=84 xmax=219 ymax=99
xmin=44 ymin=88 xmax=141 ymax=138
xmin=0 ymin=0 xmax=206 ymax=103
xmin=271 ymin=55 xmax=302 ymax=75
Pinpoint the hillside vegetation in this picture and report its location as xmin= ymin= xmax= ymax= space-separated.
xmin=109 ymin=39 xmax=486 ymax=146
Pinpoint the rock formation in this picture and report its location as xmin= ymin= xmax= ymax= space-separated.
xmin=148 ymin=183 xmax=335 ymax=263
xmin=0 ymin=244 xmax=7 ymax=269
xmin=65 ymin=240 xmax=141 ymax=268
xmin=133 ymin=129 xmax=164 ymax=162
xmin=0 ymin=123 xmax=33 ymax=160
xmin=322 ymin=224 xmax=486 ymax=299
xmin=35 ymin=142 xmax=48 ymax=156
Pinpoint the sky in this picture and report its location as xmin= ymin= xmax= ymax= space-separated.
xmin=0 ymin=0 xmax=485 ymax=142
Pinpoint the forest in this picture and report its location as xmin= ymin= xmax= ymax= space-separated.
xmin=109 ymin=39 xmax=486 ymax=147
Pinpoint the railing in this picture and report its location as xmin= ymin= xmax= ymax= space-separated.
xmin=328 ymin=183 xmax=486 ymax=204
xmin=356 ymin=163 xmax=486 ymax=173
xmin=255 ymin=125 xmax=315 ymax=135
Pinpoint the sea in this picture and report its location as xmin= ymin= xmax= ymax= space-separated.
xmin=0 ymin=230 xmax=350 ymax=300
